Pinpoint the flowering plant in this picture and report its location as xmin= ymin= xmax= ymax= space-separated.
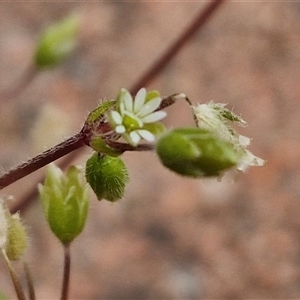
xmin=0 ymin=87 xmax=265 ymax=300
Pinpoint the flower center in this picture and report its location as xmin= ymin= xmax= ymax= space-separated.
xmin=122 ymin=112 xmax=143 ymax=131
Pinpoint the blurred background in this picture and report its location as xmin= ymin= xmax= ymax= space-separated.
xmin=0 ymin=2 xmax=300 ymax=299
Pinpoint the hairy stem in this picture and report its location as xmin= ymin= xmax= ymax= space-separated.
xmin=7 ymin=1 xmax=225 ymax=212
xmin=61 ymin=244 xmax=71 ymax=300
xmin=2 ymin=249 xmax=26 ymax=300
xmin=9 ymin=150 xmax=80 ymax=214
xmin=23 ymin=261 xmax=36 ymax=300
xmin=0 ymin=133 xmax=85 ymax=190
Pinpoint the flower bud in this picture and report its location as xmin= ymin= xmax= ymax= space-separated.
xmin=38 ymin=164 xmax=89 ymax=245
xmin=83 ymin=100 xmax=123 ymax=156
xmin=156 ymin=128 xmax=239 ymax=177
xmin=34 ymin=15 xmax=79 ymax=68
xmin=5 ymin=213 xmax=28 ymax=261
xmin=85 ymin=153 xmax=129 ymax=202
xmin=0 ymin=200 xmax=28 ymax=261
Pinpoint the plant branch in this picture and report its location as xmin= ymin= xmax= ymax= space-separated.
xmin=2 ymin=249 xmax=27 ymax=300
xmin=7 ymin=1 xmax=226 ymax=213
xmin=130 ymin=0 xmax=226 ymax=95
xmin=23 ymin=261 xmax=36 ymax=300
xmin=0 ymin=133 xmax=85 ymax=190
xmin=9 ymin=150 xmax=81 ymax=214
xmin=61 ymin=244 xmax=71 ymax=300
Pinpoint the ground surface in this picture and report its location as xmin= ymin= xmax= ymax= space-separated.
xmin=1 ymin=2 xmax=300 ymax=299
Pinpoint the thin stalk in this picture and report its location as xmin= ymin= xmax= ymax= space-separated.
xmin=7 ymin=1 xmax=226 ymax=213
xmin=23 ymin=261 xmax=36 ymax=300
xmin=9 ymin=150 xmax=80 ymax=214
xmin=1 ymin=249 xmax=27 ymax=300
xmin=130 ymin=0 xmax=226 ymax=95
xmin=0 ymin=133 xmax=85 ymax=190
xmin=60 ymin=243 xmax=71 ymax=300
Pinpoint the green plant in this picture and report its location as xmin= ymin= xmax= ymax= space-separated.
xmin=0 ymin=4 xmax=265 ymax=299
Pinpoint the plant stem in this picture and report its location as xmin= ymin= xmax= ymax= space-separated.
xmin=9 ymin=150 xmax=80 ymax=214
xmin=23 ymin=261 xmax=36 ymax=300
xmin=130 ymin=0 xmax=226 ymax=95
xmin=1 ymin=249 xmax=27 ymax=300
xmin=7 ymin=1 xmax=226 ymax=213
xmin=0 ymin=133 xmax=85 ymax=190
xmin=61 ymin=244 xmax=71 ymax=300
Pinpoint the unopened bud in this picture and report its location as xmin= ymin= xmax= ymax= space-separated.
xmin=34 ymin=15 xmax=79 ymax=68
xmin=38 ymin=164 xmax=89 ymax=245
xmin=156 ymin=128 xmax=238 ymax=177
xmin=5 ymin=213 xmax=28 ymax=261
xmin=85 ymin=153 xmax=129 ymax=202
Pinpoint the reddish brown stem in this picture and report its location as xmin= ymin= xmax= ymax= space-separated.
xmin=61 ymin=244 xmax=71 ymax=300
xmin=0 ymin=133 xmax=85 ymax=190
xmin=130 ymin=0 xmax=226 ymax=95
xmin=9 ymin=150 xmax=80 ymax=214
xmin=7 ymin=1 xmax=225 ymax=213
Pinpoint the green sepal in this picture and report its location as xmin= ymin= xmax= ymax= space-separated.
xmin=34 ymin=15 xmax=79 ymax=68
xmin=85 ymin=153 xmax=129 ymax=202
xmin=85 ymin=100 xmax=116 ymax=125
xmin=145 ymin=90 xmax=160 ymax=101
xmin=143 ymin=122 xmax=166 ymax=136
xmin=89 ymin=136 xmax=122 ymax=157
xmin=5 ymin=213 xmax=28 ymax=261
xmin=156 ymin=128 xmax=238 ymax=177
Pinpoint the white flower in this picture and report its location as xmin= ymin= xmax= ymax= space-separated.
xmin=109 ymin=88 xmax=167 ymax=146
xmin=192 ymin=102 xmax=265 ymax=172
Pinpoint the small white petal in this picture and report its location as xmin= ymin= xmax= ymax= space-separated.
xmin=137 ymin=97 xmax=162 ymax=118
xmin=237 ymin=150 xmax=265 ymax=172
xmin=122 ymin=91 xmax=133 ymax=112
xmin=137 ymin=130 xmax=155 ymax=142
xmin=133 ymin=88 xmax=147 ymax=113
xmin=239 ymin=135 xmax=251 ymax=146
xmin=115 ymin=125 xmax=126 ymax=134
xmin=119 ymin=101 xmax=125 ymax=115
xmin=110 ymin=111 xmax=123 ymax=125
xmin=142 ymin=111 xmax=167 ymax=123
xmin=244 ymin=150 xmax=265 ymax=166
xmin=129 ymin=131 xmax=141 ymax=146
